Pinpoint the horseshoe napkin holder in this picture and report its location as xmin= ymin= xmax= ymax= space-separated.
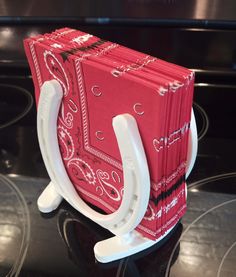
xmin=37 ymin=80 xmax=198 ymax=263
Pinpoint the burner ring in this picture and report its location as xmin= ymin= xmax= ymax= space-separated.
xmin=0 ymin=84 xmax=33 ymax=129
xmin=192 ymin=102 xmax=209 ymax=141
xmin=0 ymin=174 xmax=31 ymax=276
xmin=166 ymin=173 xmax=236 ymax=277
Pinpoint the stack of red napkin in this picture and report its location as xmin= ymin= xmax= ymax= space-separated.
xmin=24 ymin=28 xmax=194 ymax=240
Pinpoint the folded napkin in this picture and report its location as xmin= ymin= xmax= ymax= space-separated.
xmin=24 ymin=28 xmax=194 ymax=240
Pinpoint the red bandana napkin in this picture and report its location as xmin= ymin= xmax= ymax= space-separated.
xmin=24 ymin=28 xmax=194 ymax=240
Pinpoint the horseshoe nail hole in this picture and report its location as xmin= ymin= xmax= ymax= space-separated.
xmin=113 ymin=220 xmax=125 ymax=230
xmin=125 ymin=209 xmax=132 ymax=217
xmin=0 ymin=84 xmax=33 ymax=129
xmin=122 ymin=219 xmax=127 ymax=225
xmin=133 ymin=194 xmax=138 ymax=200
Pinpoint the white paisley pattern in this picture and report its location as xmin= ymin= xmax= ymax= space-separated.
xmin=111 ymin=170 xmax=121 ymax=184
xmin=153 ymin=122 xmax=189 ymax=152
xmin=96 ymin=169 xmax=121 ymax=201
xmin=43 ymin=50 xmax=70 ymax=96
xmin=58 ymin=125 xmax=75 ymax=160
xmin=67 ymin=158 xmax=96 ymax=185
xmin=144 ymin=204 xmax=156 ymax=221
xmin=68 ymin=99 xmax=78 ymax=113
xmin=59 ymin=102 xmax=74 ymax=129
xmin=44 ymin=50 xmax=74 ymax=129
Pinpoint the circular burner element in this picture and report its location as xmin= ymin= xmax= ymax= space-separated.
xmin=193 ymin=102 xmax=209 ymax=141
xmin=189 ymin=172 xmax=236 ymax=194
xmin=0 ymin=84 xmax=33 ymax=129
xmin=167 ymin=174 xmax=236 ymax=277
xmin=0 ymin=174 xmax=30 ymax=277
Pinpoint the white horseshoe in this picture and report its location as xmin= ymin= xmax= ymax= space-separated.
xmin=36 ymin=79 xmax=197 ymax=263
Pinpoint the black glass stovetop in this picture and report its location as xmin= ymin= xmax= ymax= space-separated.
xmin=0 ymin=73 xmax=236 ymax=277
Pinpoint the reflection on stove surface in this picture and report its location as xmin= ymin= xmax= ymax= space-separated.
xmin=169 ymin=174 xmax=236 ymax=277
xmin=192 ymin=102 xmax=209 ymax=141
xmin=57 ymin=207 xmax=182 ymax=276
xmin=0 ymin=175 xmax=30 ymax=277
xmin=0 ymin=173 xmax=235 ymax=276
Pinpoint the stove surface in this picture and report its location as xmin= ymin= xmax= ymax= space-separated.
xmin=1 ymin=171 xmax=236 ymax=277
xmin=0 ymin=73 xmax=236 ymax=276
